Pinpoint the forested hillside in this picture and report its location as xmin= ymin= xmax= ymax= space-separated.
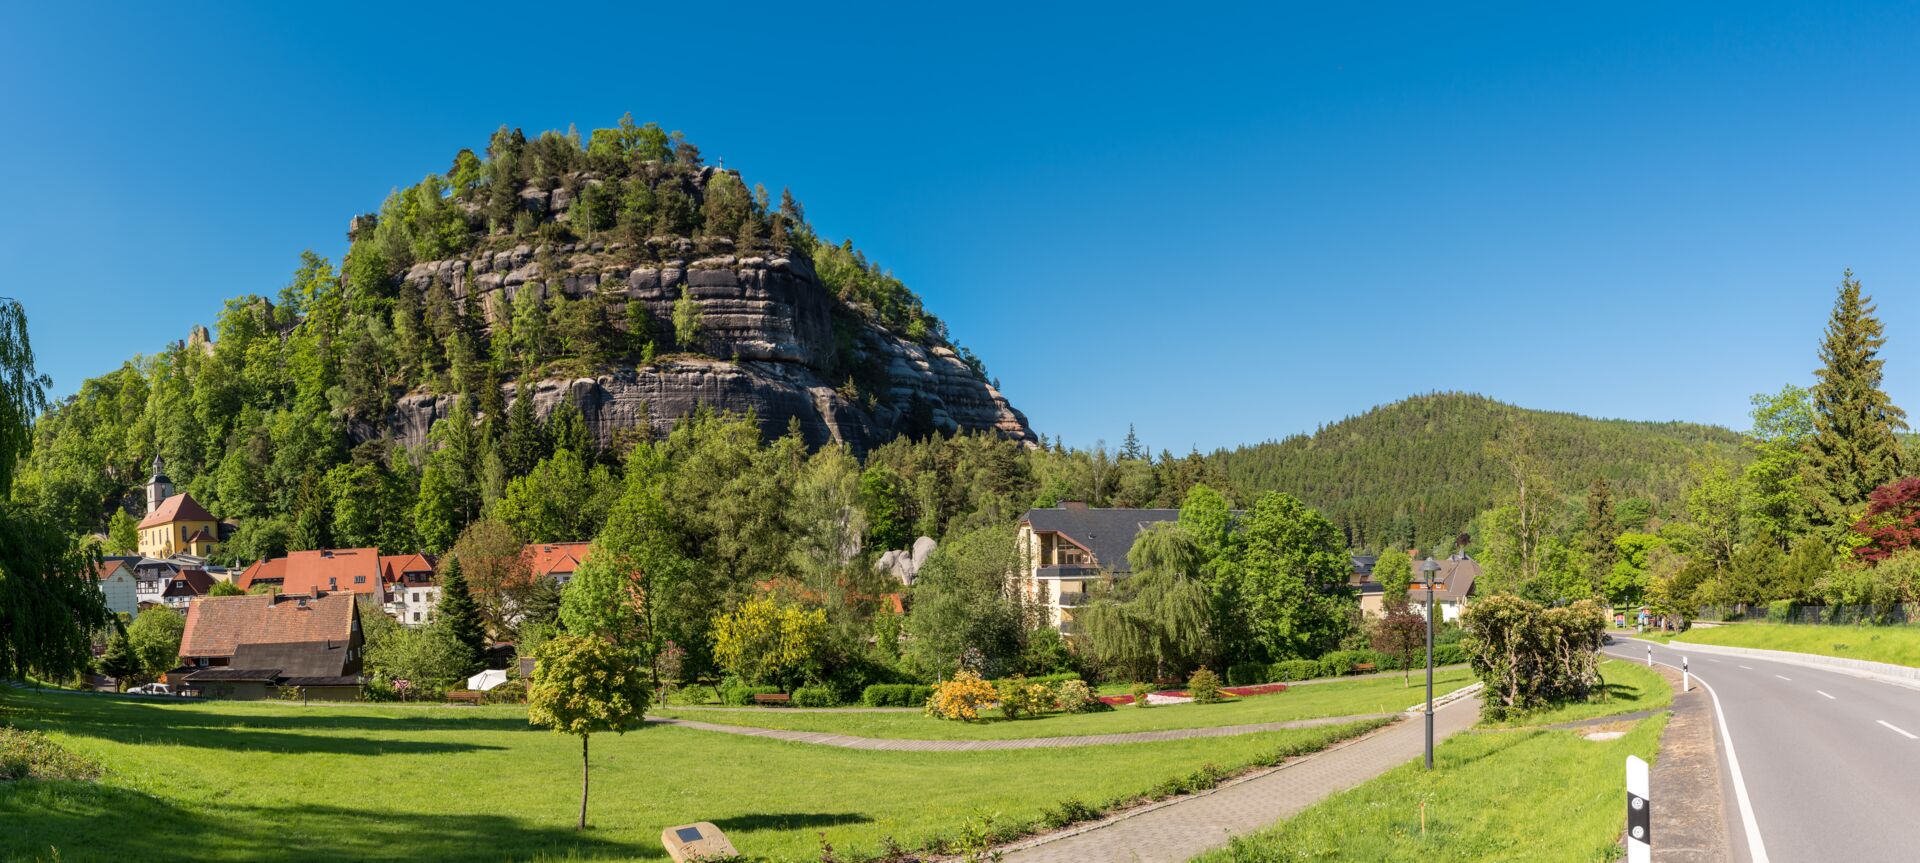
xmin=1207 ymin=393 xmax=1748 ymax=552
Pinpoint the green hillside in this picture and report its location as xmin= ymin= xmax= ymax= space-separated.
xmin=1207 ymin=393 xmax=1747 ymax=552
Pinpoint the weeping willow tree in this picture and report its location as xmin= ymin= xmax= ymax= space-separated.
xmin=1081 ymin=522 xmax=1214 ymax=682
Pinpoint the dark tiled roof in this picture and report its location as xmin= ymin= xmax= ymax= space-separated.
xmin=1021 ymin=507 xmax=1181 ymax=574
xmin=1411 ymin=556 xmax=1480 ymax=602
xmin=183 ymin=667 xmax=280 ymax=682
xmin=1351 ymin=555 xmax=1378 ymax=576
xmin=231 ymin=640 xmax=358 ymax=678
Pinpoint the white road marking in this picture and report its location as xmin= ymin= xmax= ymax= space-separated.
xmin=1774 ymin=675 xmax=1792 ymax=681
xmin=1816 ymin=690 xmax=1836 ymax=700
xmin=1706 ymin=658 xmax=1722 ymax=663
xmin=1878 ymin=720 xmax=1918 ymax=740
xmin=1611 ymin=643 xmax=1770 ymax=862
xmin=1739 ymin=665 xmax=1754 ymax=670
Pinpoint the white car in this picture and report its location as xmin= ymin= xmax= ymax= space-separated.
xmin=129 ymin=683 xmax=172 ymax=696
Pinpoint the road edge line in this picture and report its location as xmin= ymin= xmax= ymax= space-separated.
xmin=1615 ymin=644 xmax=1770 ymax=863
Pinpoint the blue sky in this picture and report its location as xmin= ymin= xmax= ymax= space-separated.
xmin=5 ymin=2 xmax=1918 ymax=452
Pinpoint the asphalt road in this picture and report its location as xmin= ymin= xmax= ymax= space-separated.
xmin=1604 ymin=638 xmax=1920 ymax=863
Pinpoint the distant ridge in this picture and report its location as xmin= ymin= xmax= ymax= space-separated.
xmin=1207 ymin=392 xmax=1746 ymax=551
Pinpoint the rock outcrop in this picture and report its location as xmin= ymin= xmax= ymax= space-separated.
xmin=382 ymin=236 xmax=1033 ymax=453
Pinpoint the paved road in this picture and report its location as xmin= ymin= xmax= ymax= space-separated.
xmin=1607 ymin=639 xmax=1920 ymax=863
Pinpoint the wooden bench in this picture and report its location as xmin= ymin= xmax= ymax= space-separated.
xmin=1351 ymin=663 xmax=1377 ymax=674
xmin=752 ymin=693 xmax=792 ymax=707
xmin=445 ymin=690 xmax=486 ymax=705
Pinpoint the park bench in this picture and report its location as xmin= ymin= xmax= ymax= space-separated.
xmin=445 ymin=690 xmax=486 ymax=705
xmin=752 ymin=693 xmax=792 ymax=707
xmin=1351 ymin=663 xmax=1377 ymax=674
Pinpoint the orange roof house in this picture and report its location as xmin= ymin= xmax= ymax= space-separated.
xmin=236 ymin=548 xmax=387 ymax=601
xmin=175 ymin=593 xmax=364 ymax=699
xmin=524 ymin=542 xmax=592 ymax=584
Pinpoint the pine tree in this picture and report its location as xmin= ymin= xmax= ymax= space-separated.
xmin=1120 ymin=424 xmax=1146 ymax=461
xmin=1581 ymin=477 xmax=1620 ymax=588
xmin=435 ymin=557 xmax=488 ymax=676
xmin=1805 ymin=272 xmax=1908 ymax=526
xmin=503 ymin=392 xmax=547 ymax=478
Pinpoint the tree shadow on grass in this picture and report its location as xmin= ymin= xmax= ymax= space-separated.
xmin=1 ymin=688 xmax=538 ymax=749
xmin=711 ymin=812 xmax=874 ymax=832
xmin=0 ymin=780 xmax=659 ymax=862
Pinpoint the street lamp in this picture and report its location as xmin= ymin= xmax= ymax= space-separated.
xmin=1421 ymin=557 xmax=1441 ymax=770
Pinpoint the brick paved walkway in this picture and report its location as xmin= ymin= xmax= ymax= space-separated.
xmin=645 ymin=712 xmax=1393 ymax=751
xmin=997 ymin=697 xmax=1483 ymax=863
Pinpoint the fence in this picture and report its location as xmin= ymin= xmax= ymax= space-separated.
xmin=1693 ymin=602 xmax=1920 ymax=626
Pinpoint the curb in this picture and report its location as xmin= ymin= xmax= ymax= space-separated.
xmin=1656 ymin=639 xmax=1920 ymax=693
xmin=1405 ymin=681 xmax=1484 ymax=713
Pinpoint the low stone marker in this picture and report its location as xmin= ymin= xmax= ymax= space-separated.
xmin=662 ymin=821 xmax=738 ymax=862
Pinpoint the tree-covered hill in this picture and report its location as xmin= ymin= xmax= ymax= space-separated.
xmin=1207 ymin=393 xmax=1748 ymax=552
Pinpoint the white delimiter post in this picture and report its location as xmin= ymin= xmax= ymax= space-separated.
xmin=1683 ymin=655 xmax=1691 ymax=692
xmin=1626 ymin=755 xmax=1651 ymax=863
xmin=1647 ymin=643 xmax=1653 ymax=667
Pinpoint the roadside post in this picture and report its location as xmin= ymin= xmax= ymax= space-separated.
xmin=1683 ymin=656 xmax=1690 ymax=692
xmin=1646 ymin=643 xmax=1653 ymax=668
xmin=1626 ymin=755 xmax=1651 ymax=862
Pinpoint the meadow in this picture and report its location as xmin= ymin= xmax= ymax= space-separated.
xmin=1675 ymin=622 xmax=1920 ymax=667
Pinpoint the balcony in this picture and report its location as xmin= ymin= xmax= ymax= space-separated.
xmin=1054 ymin=592 xmax=1094 ymax=607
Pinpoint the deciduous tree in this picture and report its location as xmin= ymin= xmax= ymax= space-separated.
xmin=528 ymin=633 xmax=650 ymax=830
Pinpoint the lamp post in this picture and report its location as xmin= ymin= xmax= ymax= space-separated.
xmin=1421 ymin=557 xmax=1440 ymax=770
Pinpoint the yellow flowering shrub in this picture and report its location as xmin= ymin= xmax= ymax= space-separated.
xmin=925 ymin=670 xmax=999 ymax=721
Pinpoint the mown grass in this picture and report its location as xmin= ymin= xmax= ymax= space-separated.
xmin=1479 ymin=659 xmax=1672 ymax=729
xmin=0 ymin=687 xmax=1384 ymax=863
xmin=1675 ymin=622 xmax=1920 ymax=667
xmin=655 ymin=669 xmax=1475 ymax=740
xmin=1196 ymin=714 xmax=1666 ymax=863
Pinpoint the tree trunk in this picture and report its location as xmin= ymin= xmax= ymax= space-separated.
xmin=578 ymin=734 xmax=589 ymax=831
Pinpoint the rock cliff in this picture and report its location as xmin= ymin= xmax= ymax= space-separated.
xmin=382 ymin=217 xmax=1033 ymax=453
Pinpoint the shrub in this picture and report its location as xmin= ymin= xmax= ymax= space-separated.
xmin=1226 ymin=661 xmax=1269 ymax=686
xmin=1042 ymin=798 xmax=1099 ymax=829
xmin=1321 ymin=649 xmax=1384 ymax=676
xmin=862 ymin=683 xmax=935 ymax=707
xmin=925 ymin=671 xmax=999 ymax=721
xmin=485 ymin=680 xmax=528 ymax=704
xmin=792 ymin=685 xmax=838 ymax=708
xmin=1431 ymin=644 xmax=1467 ymax=666
xmin=1462 ymin=595 xmax=1606 ymax=718
xmin=1055 ymin=679 xmax=1099 ymax=713
xmin=719 ymin=678 xmax=785 ymax=706
xmin=0 ymin=726 xmax=102 ymax=782
xmin=1187 ymin=668 xmax=1224 ymax=704
xmin=997 ymin=676 xmax=1056 ymax=720
xmin=1129 ymin=681 xmax=1155 ymax=708
xmin=1768 ymin=599 xmax=1795 ymax=622
xmin=1271 ymin=659 xmax=1322 ymax=681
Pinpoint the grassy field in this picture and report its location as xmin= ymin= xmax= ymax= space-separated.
xmin=1196 ymin=714 xmax=1665 ymax=863
xmin=1480 ymin=659 xmax=1672 ymax=728
xmin=0 ymin=687 xmax=1383 ymax=863
xmin=655 ymin=669 xmax=1475 ymax=740
xmin=1675 ymin=622 xmax=1920 ymax=667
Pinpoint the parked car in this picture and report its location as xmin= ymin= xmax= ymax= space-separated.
xmin=129 ymin=683 xmax=172 ymax=696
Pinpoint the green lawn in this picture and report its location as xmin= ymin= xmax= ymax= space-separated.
xmin=1480 ymin=659 xmax=1672 ymax=728
xmin=0 ymin=687 xmax=1383 ymax=863
xmin=655 ymin=669 xmax=1475 ymax=741
xmin=1675 ymin=622 xmax=1920 ymax=667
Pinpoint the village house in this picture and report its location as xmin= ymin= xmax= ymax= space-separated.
xmin=525 ymin=542 xmax=592 ymax=586
xmin=380 ymin=554 xmax=439 ymax=625
xmin=126 ymin=555 xmax=220 ymax=611
xmin=1355 ymin=550 xmax=1481 ymax=621
xmin=172 ymin=592 xmax=364 ymax=700
xmin=237 ymin=548 xmax=391 ymax=605
xmin=95 ymin=558 xmax=138 ymax=616
xmin=1015 ymin=503 xmax=1181 ymax=636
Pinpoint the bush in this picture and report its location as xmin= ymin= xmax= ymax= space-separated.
xmin=719 ymin=677 xmax=785 ymax=706
xmin=1462 ymin=595 xmax=1607 ymax=716
xmin=792 ymin=685 xmax=838 ymax=708
xmin=1768 ymin=599 xmax=1795 ymax=621
xmin=1226 ymin=661 xmax=1269 ymax=686
xmin=1432 ymin=643 xmax=1467 ymax=666
xmin=997 ymin=676 xmax=1057 ymax=720
xmin=1042 ymin=798 xmax=1099 ymax=829
xmin=0 ymin=726 xmax=101 ymax=782
xmin=1055 ymin=679 xmax=1100 ymax=713
xmin=1271 ymin=659 xmax=1323 ymax=681
xmin=1129 ymin=681 xmax=1155 ymax=708
xmin=862 ymin=683 xmax=935 ymax=707
xmin=1187 ymin=668 xmax=1224 ymax=704
xmin=1321 ymin=649 xmax=1384 ymax=676
xmin=925 ymin=671 xmax=999 ymax=721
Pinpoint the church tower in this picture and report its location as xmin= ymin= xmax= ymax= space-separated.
xmin=146 ymin=454 xmax=174 ymax=516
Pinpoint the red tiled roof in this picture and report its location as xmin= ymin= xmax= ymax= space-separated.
xmin=137 ymin=492 xmax=217 ymax=529
xmin=379 ymin=554 xmax=435 ymax=583
xmin=236 ymin=548 xmax=385 ymax=598
xmin=524 ymin=542 xmax=592 ymax=578
xmin=179 ymin=593 xmax=357 ymax=660
xmin=95 ymin=559 xmax=131 ymax=580
xmin=162 ymin=569 xmax=215 ymax=598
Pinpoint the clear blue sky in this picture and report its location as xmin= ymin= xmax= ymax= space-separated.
xmin=6 ymin=2 xmax=1918 ymax=453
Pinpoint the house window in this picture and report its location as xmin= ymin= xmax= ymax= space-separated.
xmin=354 ymin=576 xmax=366 ymax=584
xmin=412 ymin=612 xmax=421 ymax=622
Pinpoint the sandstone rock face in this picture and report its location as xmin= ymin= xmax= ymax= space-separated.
xmin=385 ymin=245 xmax=1033 ymax=454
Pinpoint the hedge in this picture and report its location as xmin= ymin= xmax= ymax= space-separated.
xmin=792 ymin=685 xmax=838 ymax=707
xmin=720 ymin=682 xmax=785 ymax=705
xmin=862 ymin=683 xmax=935 ymax=707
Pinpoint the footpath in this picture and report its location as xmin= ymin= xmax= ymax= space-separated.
xmin=647 ymin=712 xmax=1392 ymax=751
xmin=998 ymin=691 xmax=1482 ymax=863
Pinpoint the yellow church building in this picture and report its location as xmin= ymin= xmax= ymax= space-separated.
xmin=137 ymin=455 xmax=222 ymax=559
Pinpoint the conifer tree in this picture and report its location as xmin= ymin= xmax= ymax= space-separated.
xmin=1581 ymin=477 xmax=1620 ymax=588
xmin=1805 ymin=272 xmax=1907 ymax=526
xmin=435 ymin=557 xmax=488 ymax=676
